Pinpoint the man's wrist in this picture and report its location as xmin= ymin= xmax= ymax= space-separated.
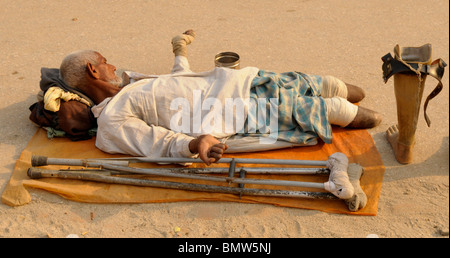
xmin=188 ymin=138 xmax=198 ymax=154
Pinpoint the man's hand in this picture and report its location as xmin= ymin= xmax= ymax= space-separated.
xmin=189 ymin=135 xmax=228 ymax=165
xmin=172 ymin=29 xmax=196 ymax=56
xmin=183 ymin=29 xmax=196 ymax=38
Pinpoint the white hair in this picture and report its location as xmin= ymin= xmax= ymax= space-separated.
xmin=59 ymin=50 xmax=100 ymax=89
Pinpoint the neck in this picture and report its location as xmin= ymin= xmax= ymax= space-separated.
xmin=80 ymin=80 xmax=121 ymax=105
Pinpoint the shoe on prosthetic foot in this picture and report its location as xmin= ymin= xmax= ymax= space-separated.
xmin=382 ymin=44 xmax=447 ymax=164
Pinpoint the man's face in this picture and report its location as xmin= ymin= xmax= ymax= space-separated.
xmin=93 ymin=53 xmax=123 ymax=87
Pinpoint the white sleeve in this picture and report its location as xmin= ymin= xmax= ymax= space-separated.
xmin=223 ymin=135 xmax=316 ymax=153
xmin=171 ymin=55 xmax=192 ymax=74
xmin=96 ymin=116 xmax=197 ymax=159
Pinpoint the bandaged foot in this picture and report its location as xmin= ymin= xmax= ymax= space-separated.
xmin=171 ymin=30 xmax=196 ymax=56
xmin=344 ymin=163 xmax=367 ymax=211
xmin=323 ymin=152 xmax=354 ymax=199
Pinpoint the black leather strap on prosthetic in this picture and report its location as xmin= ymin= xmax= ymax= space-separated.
xmin=382 ymin=53 xmax=447 ymax=127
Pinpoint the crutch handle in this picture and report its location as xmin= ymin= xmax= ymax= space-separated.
xmin=32 ymin=155 xmax=48 ymax=167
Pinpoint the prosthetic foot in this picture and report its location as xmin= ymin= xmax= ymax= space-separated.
xmin=382 ymin=44 xmax=447 ymax=164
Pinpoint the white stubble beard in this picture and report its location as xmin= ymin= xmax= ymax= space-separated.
xmin=108 ymin=74 xmax=123 ymax=87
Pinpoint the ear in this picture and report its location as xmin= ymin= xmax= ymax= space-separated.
xmin=87 ymin=62 xmax=100 ymax=79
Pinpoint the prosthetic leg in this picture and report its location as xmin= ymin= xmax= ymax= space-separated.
xmin=382 ymin=44 xmax=446 ymax=164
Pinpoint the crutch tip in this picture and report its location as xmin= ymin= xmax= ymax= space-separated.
xmin=31 ymin=155 xmax=48 ymax=167
xmin=27 ymin=167 xmax=43 ymax=179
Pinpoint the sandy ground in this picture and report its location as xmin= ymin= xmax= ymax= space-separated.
xmin=0 ymin=0 xmax=448 ymax=238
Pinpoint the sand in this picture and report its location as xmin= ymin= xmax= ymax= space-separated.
xmin=0 ymin=0 xmax=448 ymax=238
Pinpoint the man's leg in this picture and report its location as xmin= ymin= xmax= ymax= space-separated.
xmin=321 ymin=76 xmax=365 ymax=103
xmin=324 ymin=97 xmax=382 ymax=129
xmin=345 ymin=83 xmax=366 ymax=103
xmin=346 ymin=106 xmax=383 ymax=129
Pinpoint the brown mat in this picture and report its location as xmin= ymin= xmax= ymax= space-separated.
xmin=2 ymin=127 xmax=384 ymax=215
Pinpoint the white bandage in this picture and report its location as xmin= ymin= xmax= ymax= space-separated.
xmin=171 ymin=33 xmax=195 ymax=57
xmin=324 ymin=97 xmax=358 ymax=127
xmin=323 ymin=152 xmax=355 ymax=199
xmin=321 ymin=75 xmax=348 ymax=98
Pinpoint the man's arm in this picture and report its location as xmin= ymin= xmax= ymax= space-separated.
xmin=171 ymin=30 xmax=195 ymax=74
xmin=172 ymin=29 xmax=195 ymax=57
xmin=96 ymin=116 xmax=196 ymax=159
xmin=96 ymin=114 xmax=228 ymax=164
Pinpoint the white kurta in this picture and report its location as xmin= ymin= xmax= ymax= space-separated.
xmin=92 ymin=56 xmax=259 ymax=158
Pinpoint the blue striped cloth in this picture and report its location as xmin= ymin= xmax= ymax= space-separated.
xmin=241 ymin=70 xmax=332 ymax=144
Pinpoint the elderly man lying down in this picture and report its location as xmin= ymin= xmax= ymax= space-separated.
xmin=54 ymin=30 xmax=381 ymax=165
